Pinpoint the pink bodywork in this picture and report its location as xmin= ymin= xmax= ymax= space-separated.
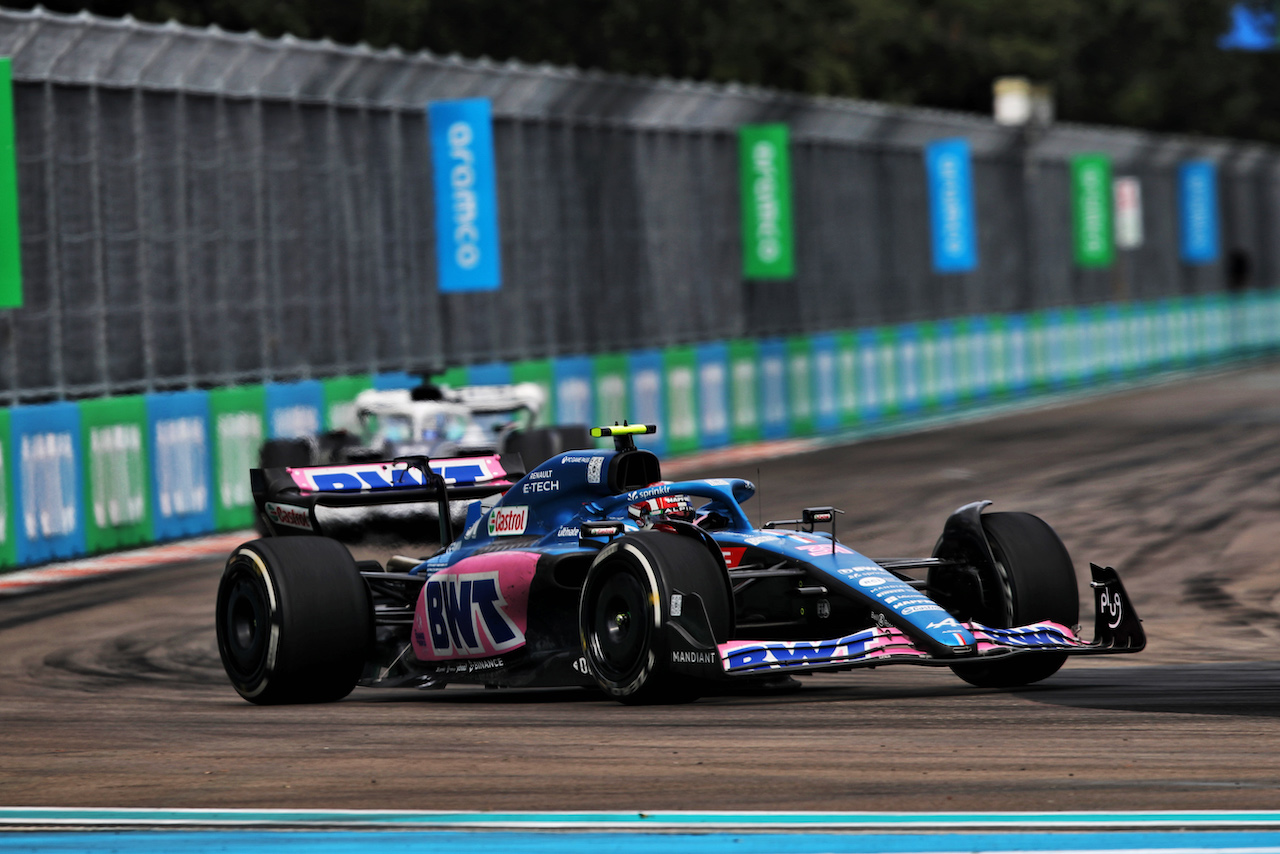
xmin=411 ymin=551 xmax=539 ymax=662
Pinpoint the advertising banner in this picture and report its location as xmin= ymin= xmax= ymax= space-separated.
xmin=664 ymin=346 xmax=700 ymax=456
xmin=592 ymin=352 xmax=630 ymax=430
xmin=925 ymin=138 xmax=979 ymax=274
xmin=510 ymin=359 xmax=554 ymax=427
xmin=147 ymin=391 xmax=214 ymax=541
xmin=1113 ymin=176 xmax=1144 ymax=249
xmin=759 ymin=339 xmax=789 ymax=439
xmin=727 ymin=339 xmax=762 ymax=444
xmin=836 ymin=332 xmax=859 ymax=427
xmin=0 ymin=59 xmax=20 ymax=309
xmin=785 ymin=337 xmax=815 ymax=437
xmin=855 ymin=328 xmax=884 ymax=421
xmin=80 ymin=396 xmax=151 ymax=552
xmin=0 ymin=408 xmax=11 ymax=567
xmin=695 ymin=342 xmax=731 ymax=450
xmin=1179 ymin=160 xmax=1220 ymax=265
xmin=895 ymin=325 xmax=923 ymax=414
xmin=1005 ymin=314 xmax=1031 ymax=394
xmin=552 ymin=356 xmax=594 ymax=429
xmin=265 ymin=380 xmax=324 ymax=440
xmin=374 ymin=371 xmax=418 ymax=391
xmin=1070 ymin=153 xmax=1115 ymax=268
xmin=209 ymin=385 xmax=266 ymax=532
xmin=428 ymin=98 xmax=502 ymax=292
xmin=811 ymin=334 xmax=839 ymax=433
xmin=628 ymin=350 xmax=666 ymax=455
xmin=739 ymin=124 xmax=795 ymax=279
xmin=322 ymin=375 xmax=372 ymax=434
xmin=12 ymin=402 xmax=85 ymax=565
xmin=467 ymin=362 xmax=511 ymax=387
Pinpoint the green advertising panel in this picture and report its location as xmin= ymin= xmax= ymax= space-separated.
xmin=79 ymin=396 xmax=151 ymax=552
xmin=786 ymin=336 xmax=816 ymax=436
xmin=323 ymin=374 xmax=372 ymax=434
xmin=0 ymin=407 xmax=13 ymax=567
xmin=592 ymin=352 xmax=629 ymax=428
xmin=0 ymin=59 xmax=21 ymax=309
xmin=664 ymin=346 xmax=700 ymax=456
xmin=209 ymin=385 xmax=266 ymax=532
xmin=876 ymin=327 xmax=901 ymax=417
xmin=727 ymin=339 xmax=762 ymax=444
xmin=836 ymin=332 xmax=860 ymax=426
xmin=510 ymin=359 xmax=554 ymax=427
xmin=438 ymin=366 xmax=468 ymax=389
xmin=1071 ymin=153 xmax=1114 ymax=268
xmin=739 ymin=124 xmax=795 ymax=279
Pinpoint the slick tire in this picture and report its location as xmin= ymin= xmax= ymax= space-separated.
xmin=578 ymin=531 xmax=731 ymax=705
xmin=216 ymin=537 xmax=373 ymax=705
xmin=947 ymin=512 xmax=1079 ymax=689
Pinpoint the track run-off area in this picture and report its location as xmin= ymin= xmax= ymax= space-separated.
xmin=6 ymin=363 xmax=1280 ymax=849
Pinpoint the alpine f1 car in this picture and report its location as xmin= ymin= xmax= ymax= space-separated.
xmin=217 ymin=424 xmax=1145 ymax=705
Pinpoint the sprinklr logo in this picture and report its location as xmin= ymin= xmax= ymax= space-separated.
xmin=487 ymin=506 xmax=528 ymax=537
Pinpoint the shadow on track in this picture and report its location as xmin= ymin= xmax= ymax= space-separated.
xmin=1014 ymin=662 xmax=1280 ymax=718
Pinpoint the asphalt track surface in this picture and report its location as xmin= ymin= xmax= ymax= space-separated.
xmin=6 ymin=364 xmax=1280 ymax=813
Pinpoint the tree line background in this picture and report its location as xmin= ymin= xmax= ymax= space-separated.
xmin=5 ymin=0 xmax=1279 ymax=145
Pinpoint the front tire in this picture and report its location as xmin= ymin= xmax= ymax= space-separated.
xmin=579 ymin=531 xmax=730 ymax=705
xmin=216 ymin=537 xmax=373 ymax=704
xmin=938 ymin=512 xmax=1079 ymax=688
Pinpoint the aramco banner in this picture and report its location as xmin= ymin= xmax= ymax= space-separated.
xmin=1179 ymin=160 xmax=1220 ymax=265
xmin=428 ymin=98 xmax=502 ymax=292
xmin=739 ymin=124 xmax=795 ymax=279
xmin=1071 ymin=153 xmax=1114 ymax=268
xmin=924 ymin=138 xmax=979 ymax=274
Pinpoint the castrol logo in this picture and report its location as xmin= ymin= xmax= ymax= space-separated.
xmin=265 ymin=502 xmax=313 ymax=531
xmin=487 ymin=506 xmax=529 ymax=537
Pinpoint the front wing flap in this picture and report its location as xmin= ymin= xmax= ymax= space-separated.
xmin=708 ymin=563 xmax=1145 ymax=677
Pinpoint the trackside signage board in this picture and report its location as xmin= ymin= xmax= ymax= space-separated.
xmin=80 ymin=396 xmax=151 ymax=552
xmin=1113 ymin=176 xmax=1144 ymax=249
xmin=1071 ymin=153 xmax=1114 ymax=267
xmin=739 ymin=124 xmax=795 ymax=279
xmin=0 ymin=408 xmax=9 ymax=567
xmin=0 ymin=59 xmax=20 ymax=309
xmin=210 ymin=385 xmax=266 ymax=532
xmin=1179 ymin=160 xmax=1220 ymax=264
xmin=429 ymin=98 xmax=502 ymax=292
xmin=11 ymin=402 xmax=84 ymax=565
xmin=147 ymin=391 xmax=214 ymax=541
xmin=925 ymin=138 xmax=978 ymax=274
xmin=695 ymin=342 xmax=730 ymax=450
xmin=265 ymin=380 xmax=323 ymax=440
xmin=553 ymin=356 xmax=594 ymax=428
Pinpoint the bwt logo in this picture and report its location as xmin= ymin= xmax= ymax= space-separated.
xmin=449 ymin=121 xmax=482 ymax=270
xmin=425 ymin=572 xmax=523 ymax=657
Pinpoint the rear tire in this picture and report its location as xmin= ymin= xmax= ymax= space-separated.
xmin=941 ymin=512 xmax=1079 ymax=688
xmin=579 ymin=531 xmax=730 ymax=705
xmin=216 ymin=537 xmax=373 ymax=704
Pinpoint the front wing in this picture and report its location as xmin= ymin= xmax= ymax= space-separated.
xmin=709 ymin=563 xmax=1144 ymax=677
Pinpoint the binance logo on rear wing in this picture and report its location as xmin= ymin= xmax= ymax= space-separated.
xmin=288 ymin=456 xmax=509 ymax=492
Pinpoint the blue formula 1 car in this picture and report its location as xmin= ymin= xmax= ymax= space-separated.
xmin=216 ymin=424 xmax=1145 ymax=705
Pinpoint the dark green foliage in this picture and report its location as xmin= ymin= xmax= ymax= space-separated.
xmin=6 ymin=0 xmax=1277 ymax=143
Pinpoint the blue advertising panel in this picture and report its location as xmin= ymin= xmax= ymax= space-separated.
xmin=428 ymin=98 xmax=502 ymax=292
xmin=856 ymin=329 xmax=884 ymax=421
xmin=1179 ymin=160 xmax=1220 ymax=265
xmin=1006 ymin=314 xmax=1032 ymax=394
xmin=925 ymin=138 xmax=979 ymax=274
xmin=811 ymin=334 xmax=840 ymax=432
xmin=695 ymin=342 xmax=731 ymax=450
xmin=147 ymin=391 xmax=214 ymax=541
xmin=11 ymin=402 xmax=85 ymax=565
xmin=374 ymin=371 xmax=418 ymax=391
xmin=467 ymin=362 xmax=511 ymax=387
xmin=759 ymin=339 xmax=789 ymax=439
xmin=552 ymin=356 xmax=594 ymax=428
xmin=628 ymin=350 xmax=666 ymax=456
xmin=265 ymin=380 xmax=325 ymax=440
xmin=895 ymin=325 xmax=923 ymax=414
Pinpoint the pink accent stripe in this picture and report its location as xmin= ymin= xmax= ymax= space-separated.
xmin=0 ymin=531 xmax=251 ymax=597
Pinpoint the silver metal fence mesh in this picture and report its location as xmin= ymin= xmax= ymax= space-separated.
xmin=0 ymin=7 xmax=1274 ymax=403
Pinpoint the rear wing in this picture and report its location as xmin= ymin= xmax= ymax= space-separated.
xmin=250 ymin=453 xmax=525 ymax=544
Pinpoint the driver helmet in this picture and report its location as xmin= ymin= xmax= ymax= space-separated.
xmin=629 ymin=493 xmax=695 ymax=524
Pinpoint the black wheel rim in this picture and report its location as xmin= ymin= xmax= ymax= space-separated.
xmin=217 ymin=562 xmax=271 ymax=682
xmin=588 ymin=569 xmax=651 ymax=682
